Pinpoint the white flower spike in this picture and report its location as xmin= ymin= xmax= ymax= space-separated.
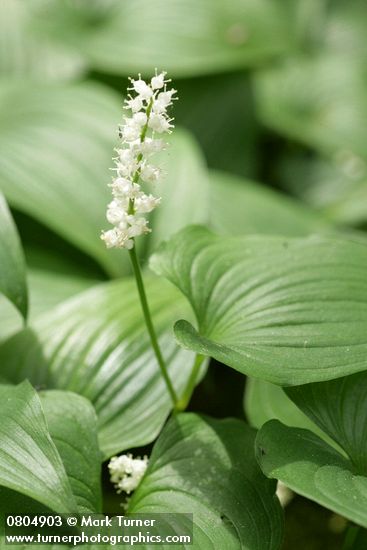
xmin=108 ymin=454 xmax=149 ymax=494
xmin=101 ymin=71 xmax=177 ymax=249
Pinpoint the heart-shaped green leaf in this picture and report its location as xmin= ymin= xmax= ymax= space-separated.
xmin=0 ymin=381 xmax=76 ymax=513
xmin=256 ymin=420 xmax=367 ymax=528
xmin=210 ymin=171 xmax=329 ymax=237
xmin=0 ymin=277 xmax=197 ymax=458
xmin=38 ymin=0 xmax=295 ymax=77
xmin=0 ymin=194 xmax=27 ymax=319
xmin=39 ymin=390 xmax=102 ymax=514
xmin=150 ymin=226 xmax=367 ymax=385
xmin=129 ymin=413 xmax=283 ymax=549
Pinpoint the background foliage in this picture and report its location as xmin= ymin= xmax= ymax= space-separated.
xmin=1 ymin=1 xmax=367 ymax=548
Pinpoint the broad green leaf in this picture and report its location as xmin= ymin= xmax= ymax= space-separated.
xmin=0 ymin=269 xmax=97 ymax=343
xmin=0 ymin=0 xmax=86 ymax=81
xmin=210 ymin=171 xmax=329 ymax=237
xmin=39 ymin=390 xmax=102 ymax=514
xmin=0 ymin=194 xmax=27 ymax=318
xmin=129 ymin=413 xmax=283 ymax=549
xmin=0 ymin=81 xmax=209 ymax=276
xmin=0 ymin=81 xmax=123 ymax=277
xmin=256 ymin=420 xmax=367 ymax=528
xmin=0 ymin=381 xmax=76 ymax=513
xmin=0 ymin=277 xmax=197 ymax=458
xmin=255 ymin=55 xmax=367 ymax=160
xmin=286 ymin=372 xmax=367 ymax=475
xmin=39 ymin=0 xmax=295 ymax=77
xmin=150 ymin=226 xmax=367 ymax=385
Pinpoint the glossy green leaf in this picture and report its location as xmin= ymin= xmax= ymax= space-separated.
xmin=255 ymin=55 xmax=367 ymax=159
xmin=129 ymin=413 xmax=283 ymax=549
xmin=0 ymin=277 xmax=197 ymax=458
xmin=39 ymin=390 xmax=102 ymax=514
xmin=0 ymin=193 xmax=27 ymax=318
xmin=0 ymin=0 xmax=86 ymax=81
xmin=40 ymin=0 xmax=295 ymax=77
xmin=286 ymin=372 xmax=367 ymax=475
xmin=210 ymin=171 xmax=329 ymax=237
xmin=256 ymin=420 xmax=367 ymax=528
xmin=150 ymin=226 xmax=367 ymax=385
xmin=0 ymin=381 xmax=76 ymax=513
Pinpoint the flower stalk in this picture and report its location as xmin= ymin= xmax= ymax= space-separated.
xmin=101 ymin=71 xmax=179 ymax=408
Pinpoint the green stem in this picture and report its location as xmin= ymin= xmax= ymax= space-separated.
xmin=175 ymin=354 xmax=205 ymax=412
xmin=128 ymin=245 xmax=178 ymax=407
xmin=342 ymin=525 xmax=362 ymax=550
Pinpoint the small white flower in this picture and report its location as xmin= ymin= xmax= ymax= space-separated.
xmin=148 ymin=113 xmax=173 ymax=133
xmin=122 ymin=123 xmax=141 ymax=142
xmin=140 ymin=138 xmax=166 ymax=154
xmin=101 ymin=228 xmax=121 ymax=249
xmin=125 ymin=96 xmax=143 ymax=113
xmin=109 ymin=454 xmax=148 ymax=495
xmin=135 ymin=194 xmax=161 ymax=213
xmin=158 ymin=90 xmax=176 ymax=107
xmin=140 ymin=163 xmax=161 ymax=183
xmin=133 ymin=112 xmax=148 ymax=127
xmin=151 ymin=71 xmax=166 ymax=90
xmin=131 ymin=78 xmax=153 ymax=100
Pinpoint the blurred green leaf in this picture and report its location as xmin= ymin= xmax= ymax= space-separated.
xmin=256 ymin=420 xmax=367 ymax=528
xmin=0 ymin=0 xmax=86 ymax=81
xmin=0 ymin=277 xmax=198 ymax=458
xmin=40 ymin=390 xmax=102 ymax=514
xmin=0 ymin=381 xmax=76 ymax=513
xmin=210 ymin=170 xmax=329 ymax=236
xmin=129 ymin=413 xmax=283 ymax=549
xmin=38 ymin=0 xmax=295 ymax=77
xmin=0 ymin=81 xmax=123 ymax=277
xmin=278 ymin=152 xmax=367 ymax=227
xmin=255 ymin=55 xmax=367 ymax=160
xmin=175 ymin=73 xmax=259 ymax=177
xmin=146 ymin=129 xmax=209 ymax=256
xmin=151 ymin=226 xmax=367 ymax=385
xmin=0 ymin=193 xmax=27 ymax=318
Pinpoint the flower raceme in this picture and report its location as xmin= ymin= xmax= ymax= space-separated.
xmin=101 ymin=71 xmax=176 ymax=250
xmin=108 ymin=454 xmax=149 ymax=494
